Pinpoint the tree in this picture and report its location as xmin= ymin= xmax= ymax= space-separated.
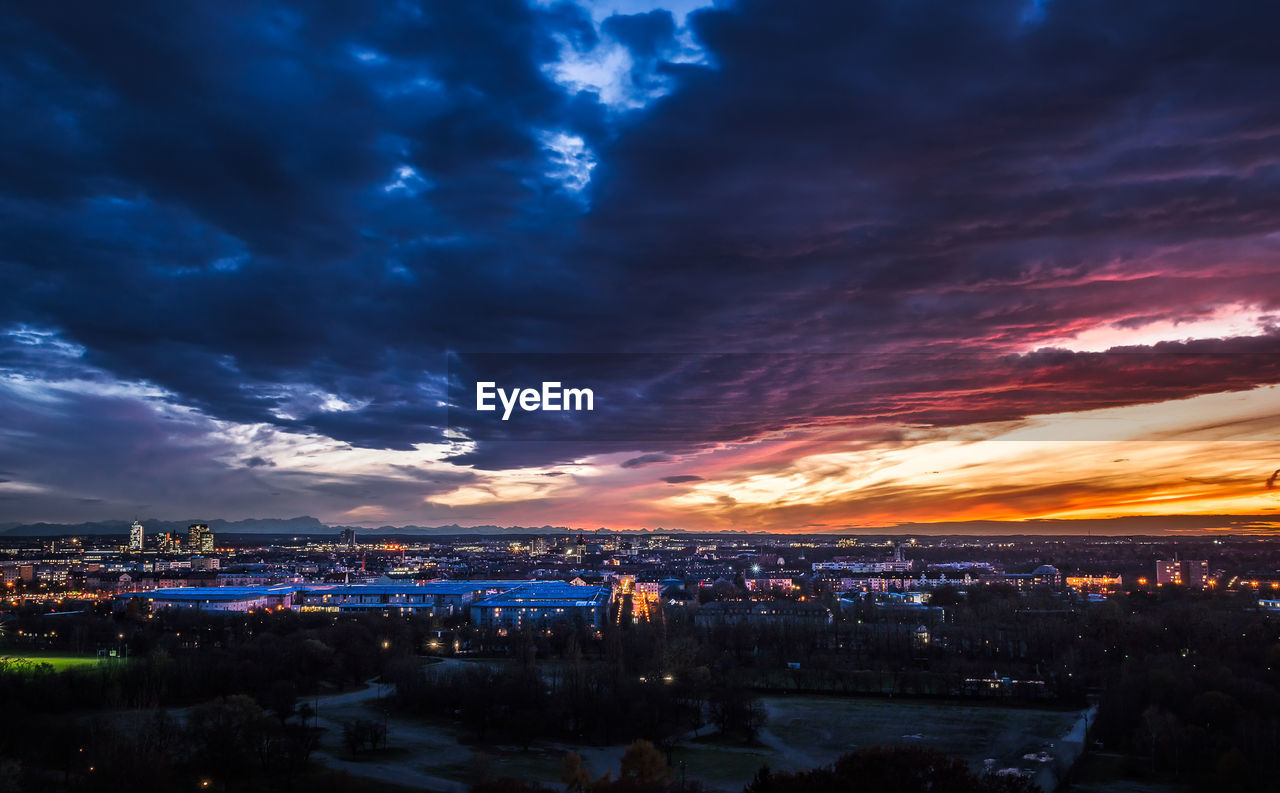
xmin=619 ymin=740 xmax=670 ymax=786
xmin=707 ymin=685 xmax=766 ymax=743
xmin=186 ymin=694 xmax=273 ymax=781
xmin=263 ymin=679 xmax=298 ymax=724
xmin=340 ymin=718 xmax=387 ymax=756
xmin=562 ymin=752 xmax=593 ymax=793
xmin=744 ymin=747 xmax=1039 ymax=793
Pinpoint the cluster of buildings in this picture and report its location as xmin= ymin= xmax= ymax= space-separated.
xmin=1154 ymin=558 xmax=1211 ymax=588
xmin=2 ymin=528 xmax=1260 ymax=628
xmin=127 ymin=520 xmax=215 ymax=554
xmin=119 ymin=579 xmax=614 ymax=630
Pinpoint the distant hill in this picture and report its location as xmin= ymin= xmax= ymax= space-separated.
xmin=359 ymin=523 xmax=612 ymax=536
xmin=0 ymin=517 xmax=620 ymax=537
xmin=0 ymin=515 xmax=330 ymax=537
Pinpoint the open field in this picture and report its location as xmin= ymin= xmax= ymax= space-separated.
xmin=763 ymin=696 xmax=1080 ymax=770
xmin=310 ymin=679 xmax=1086 ymax=793
xmin=677 ymin=696 xmax=1082 ymax=790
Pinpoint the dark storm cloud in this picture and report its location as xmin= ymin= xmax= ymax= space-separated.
xmin=601 ymin=10 xmax=676 ymax=58
xmin=0 ymin=333 xmax=476 ymax=523
xmin=4 ymin=0 xmax=1280 ymax=485
xmin=0 ymin=0 xmax=608 ymax=455
xmin=622 ymin=453 xmax=673 ymax=469
xmin=601 ymin=9 xmax=678 ymax=94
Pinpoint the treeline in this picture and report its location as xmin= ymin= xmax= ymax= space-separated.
xmin=1090 ymin=594 xmax=1280 ymax=790
xmin=0 ymin=610 xmax=417 ymax=713
xmin=0 ymin=608 xmax=449 ymax=792
xmin=388 ymin=650 xmax=765 ymax=747
xmin=742 ymin=746 xmax=1039 ymax=793
xmin=469 ymin=744 xmax=1038 ymax=793
xmin=0 ymin=693 xmax=383 ymax=793
xmin=473 ymin=739 xmax=712 ymax=793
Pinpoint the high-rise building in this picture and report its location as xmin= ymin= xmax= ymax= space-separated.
xmin=338 ymin=528 xmax=357 ymax=549
xmin=129 ymin=520 xmax=144 ymax=552
xmin=1155 ymin=559 xmax=1182 ymax=586
xmin=188 ymin=523 xmax=214 ymax=554
xmin=1155 ymin=559 xmax=1211 ymax=588
xmin=566 ymin=535 xmax=586 ymax=563
xmin=1184 ymin=559 xmax=1210 ymax=588
xmin=531 ymin=536 xmax=547 ymax=556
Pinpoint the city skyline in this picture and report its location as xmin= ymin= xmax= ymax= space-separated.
xmin=4 ymin=0 xmax=1280 ymax=531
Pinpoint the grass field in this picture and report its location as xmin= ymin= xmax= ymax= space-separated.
xmin=313 ymin=674 xmax=1087 ymax=793
xmin=670 ymin=696 xmax=1083 ymax=791
xmin=431 ymin=748 xmax=566 ymax=785
xmin=386 ymin=696 xmax=1081 ymax=792
xmin=0 ymin=650 xmax=112 ymax=670
xmin=763 ymin=696 xmax=1079 ymax=767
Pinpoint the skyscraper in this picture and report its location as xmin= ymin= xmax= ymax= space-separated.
xmin=129 ymin=520 xmax=144 ymax=552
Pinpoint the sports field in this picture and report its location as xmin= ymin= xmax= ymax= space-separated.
xmin=0 ymin=651 xmax=111 ymax=671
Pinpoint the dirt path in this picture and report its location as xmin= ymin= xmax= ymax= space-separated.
xmin=309 ymin=661 xmax=474 ymax=792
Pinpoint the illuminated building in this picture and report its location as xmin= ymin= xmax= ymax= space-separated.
xmin=129 ymin=520 xmax=144 ymax=552
xmin=1155 ymin=559 xmax=1181 ymax=586
xmin=138 ymin=585 xmax=297 ymax=613
xmin=1031 ymin=564 xmax=1062 ymax=588
xmin=812 ymin=560 xmax=912 ymax=574
xmin=123 ymin=580 xmax=529 ymax=616
xmin=1156 ymin=559 xmax=1210 ymax=588
xmin=188 ymin=523 xmax=214 ymax=554
xmin=745 ymin=576 xmax=799 ymax=593
xmin=1064 ymin=573 xmax=1123 ymax=594
xmin=297 ymin=581 xmax=520 ymax=615
xmin=470 ymin=582 xmax=611 ymax=629
xmin=1183 ymin=559 xmax=1210 ymax=588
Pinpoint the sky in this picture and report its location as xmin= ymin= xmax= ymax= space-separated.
xmin=2 ymin=0 xmax=1280 ymax=533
